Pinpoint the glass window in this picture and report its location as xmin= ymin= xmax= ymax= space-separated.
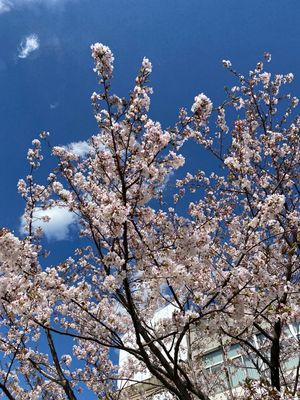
xmin=244 ymin=355 xmax=260 ymax=380
xmin=293 ymin=322 xmax=300 ymax=336
xmin=203 ymin=349 xmax=223 ymax=367
xmin=203 ymin=349 xmax=228 ymax=393
xmin=284 ymin=354 xmax=300 ymax=371
xmin=227 ymin=343 xmax=241 ymax=358
xmin=227 ymin=355 xmax=246 ymax=387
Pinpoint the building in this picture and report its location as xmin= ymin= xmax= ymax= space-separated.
xmin=118 ymin=306 xmax=300 ymax=399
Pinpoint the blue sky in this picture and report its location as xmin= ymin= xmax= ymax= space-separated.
xmin=1 ymin=0 xmax=300 ymax=397
xmin=1 ymin=0 xmax=300 ymax=237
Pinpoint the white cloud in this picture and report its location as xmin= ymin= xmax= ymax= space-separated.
xmin=0 ymin=0 xmax=75 ymax=14
xmin=0 ymin=0 xmax=11 ymax=13
xmin=21 ymin=206 xmax=78 ymax=241
xmin=18 ymin=34 xmax=40 ymax=59
xmin=158 ymin=170 xmax=174 ymax=192
xmin=63 ymin=141 xmax=91 ymax=157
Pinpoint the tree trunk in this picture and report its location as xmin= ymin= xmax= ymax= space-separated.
xmin=270 ymin=320 xmax=282 ymax=391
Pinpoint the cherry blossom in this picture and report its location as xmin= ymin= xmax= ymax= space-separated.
xmin=0 ymin=45 xmax=300 ymax=400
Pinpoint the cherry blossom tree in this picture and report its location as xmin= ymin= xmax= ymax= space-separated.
xmin=0 ymin=44 xmax=300 ymax=400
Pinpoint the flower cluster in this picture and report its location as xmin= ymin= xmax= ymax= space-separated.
xmin=1 ymin=46 xmax=300 ymax=399
xmin=91 ymin=42 xmax=114 ymax=79
xmin=191 ymin=93 xmax=213 ymax=123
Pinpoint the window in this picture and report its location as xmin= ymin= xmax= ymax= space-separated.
xmin=202 ymin=343 xmax=261 ymax=391
xmin=227 ymin=344 xmax=248 ymax=387
xmin=203 ymin=349 xmax=229 ymax=393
